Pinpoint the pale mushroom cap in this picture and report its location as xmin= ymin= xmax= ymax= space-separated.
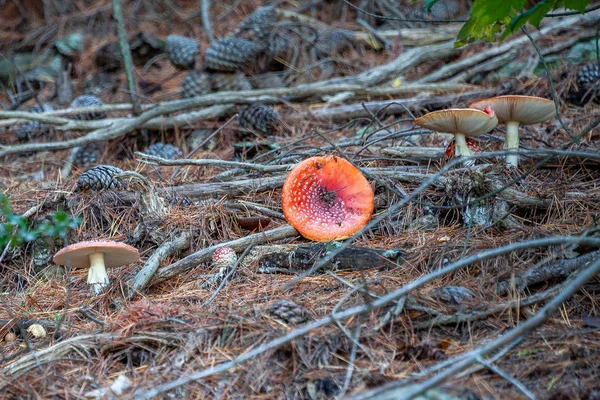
xmin=469 ymin=95 xmax=556 ymax=125
xmin=53 ymin=240 xmax=139 ymax=269
xmin=414 ymin=108 xmax=498 ymax=136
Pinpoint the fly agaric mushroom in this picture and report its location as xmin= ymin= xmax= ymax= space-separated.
xmin=53 ymin=240 xmax=139 ymax=295
xmin=469 ymin=95 xmax=556 ymax=167
xmin=282 ymin=155 xmax=374 ymax=242
xmin=445 ymin=137 xmax=481 ymax=159
xmin=212 ymin=247 xmax=238 ymax=269
xmin=414 ymin=108 xmax=498 ymax=165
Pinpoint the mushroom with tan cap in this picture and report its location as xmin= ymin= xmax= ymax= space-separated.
xmin=281 ymin=155 xmax=374 ymax=242
xmin=469 ymin=95 xmax=556 ymax=167
xmin=414 ymin=108 xmax=498 ymax=165
xmin=53 ymin=240 xmax=139 ymax=295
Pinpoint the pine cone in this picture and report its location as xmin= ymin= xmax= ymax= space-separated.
xmin=16 ymin=104 xmax=54 ymax=141
xmin=75 ymin=144 xmax=101 ymax=168
xmin=266 ymin=300 xmax=309 ymax=325
xmin=71 ymin=95 xmax=105 ymax=120
xmin=267 ymin=32 xmax=295 ymax=60
xmin=187 ymin=128 xmax=218 ymax=151
xmin=315 ymin=29 xmax=354 ymax=58
xmin=237 ymin=5 xmax=278 ymax=44
xmin=145 ymin=143 xmax=182 ymax=159
xmin=77 ymin=165 xmax=124 ymax=191
xmin=576 ymin=63 xmax=600 ymax=88
xmin=169 ymin=196 xmax=193 ymax=207
xmin=211 ymin=72 xmax=252 ymax=91
xmin=238 ymin=104 xmax=280 ymax=134
xmin=181 ymin=70 xmax=212 ymax=99
xmin=253 ymin=73 xmax=286 ymax=89
xmin=165 ymin=35 xmax=200 ymax=70
xmin=568 ymin=63 xmax=600 ymax=105
xmin=205 ymin=37 xmax=263 ymax=71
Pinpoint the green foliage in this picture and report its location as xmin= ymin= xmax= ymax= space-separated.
xmin=0 ymin=194 xmax=80 ymax=249
xmin=455 ymin=0 xmax=591 ymax=47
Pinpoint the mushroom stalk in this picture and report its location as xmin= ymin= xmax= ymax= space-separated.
xmin=454 ymin=133 xmax=475 ymax=166
xmin=504 ymin=120 xmax=521 ymax=167
xmin=87 ymin=252 xmax=109 ymax=294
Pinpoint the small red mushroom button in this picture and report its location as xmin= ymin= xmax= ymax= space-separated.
xmin=281 ymin=155 xmax=374 ymax=242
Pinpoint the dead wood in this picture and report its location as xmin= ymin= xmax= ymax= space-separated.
xmin=127 ymin=231 xmax=192 ymax=299
xmin=300 ymin=88 xmax=500 ymax=121
xmin=3 ymin=331 xmax=180 ymax=376
xmin=382 ymin=146 xmax=446 ymax=162
xmin=496 ymin=250 xmax=600 ymax=295
xmin=147 ymin=225 xmax=299 ymax=288
xmin=242 ymin=243 xmax=405 ymax=274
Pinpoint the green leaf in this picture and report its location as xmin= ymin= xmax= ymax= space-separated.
xmin=423 ymin=0 xmax=441 ymax=12
xmin=564 ymin=0 xmax=589 ymax=12
xmin=456 ymin=0 xmax=526 ymax=45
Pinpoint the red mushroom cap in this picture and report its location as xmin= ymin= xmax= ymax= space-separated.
xmin=281 ymin=155 xmax=374 ymax=242
xmin=212 ymin=247 xmax=238 ymax=269
xmin=53 ymin=240 xmax=139 ymax=269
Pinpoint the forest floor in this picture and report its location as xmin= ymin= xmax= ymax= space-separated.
xmin=0 ymin=1 xmax=599 ymax=399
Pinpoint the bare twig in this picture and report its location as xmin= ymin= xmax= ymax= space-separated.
xmin=111 ymin=0 xmax=141 ymax=114
xmin=200 ymin=0 xmax=214 ymax=42
xmin=127 ymin=232 xmax=191 ymax=298
xmin=148 ymin=225 xmax=299 ymax=287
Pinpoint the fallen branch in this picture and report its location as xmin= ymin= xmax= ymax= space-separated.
xmin=496 ymin=249 xmax=600 ymax=295
xmin=127 ymin=231 xmax=192 ymax=299
xmin=411 ymin=282 xmax=564 ymax=329
xmin=148 ymin=224 xmax=299 ymax=287
xmin=299 ymin=88 xmax=500 ymax=121
xmin=242 ymin=243 xmax=405 ymax=274
xmin=3 ymin=331 xmax=179 ymax=376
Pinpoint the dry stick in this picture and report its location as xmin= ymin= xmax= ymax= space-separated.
xmin=410 ymin=282 xmax=564 ymax=329
xmin=0 ymin=83 xmax=474 ymax=157
xmin=148 ymin=225 xmax=299 ymax=287
xmin=170 ymin=114 xmax=238 ymax=180
xmin=200 ymin=0 xmax=213 ymax=42
xmin=2 ymin=331 xmax=177 ymax=376
xmin=112 ymin=0 xmax=141 ymax=115
xmin=127 ymin=231 xmax=191 ymax=299
xmin=496 ymin=249 xmax=600 ymax=296
xmin=132 ymin=236 xmax=600 ymax=399
xmin=0 ymin=104 xmax=231 ymax=158
xmin=0 ymin=83 xmax=474 ymax=127
xmin=475 ymin=356 xmax=536 ymax=400
xmin=353 ymin=256 xmax=600 ymax=400
xmin=302 ymin=88 xmax=499 ymax=122
xmin=137 ymin=152 xmax=293 ymax=173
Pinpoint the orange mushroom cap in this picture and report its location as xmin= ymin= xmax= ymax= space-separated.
xmin=282 ymin=155 xmax=374 ymax=242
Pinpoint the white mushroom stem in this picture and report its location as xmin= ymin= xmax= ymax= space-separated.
xmin=504 ymin=120 xmax=521 ymax=167
xmin=453 ymin=133 xmax=475 ymax=167
xmin=87 ymin=252 xmax=109 ymax=295
xmin=453 ymin=133 xmax=472 ymax=157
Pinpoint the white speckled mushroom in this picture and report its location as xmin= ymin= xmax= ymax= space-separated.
xmin=281 ymin=155 xmax=374 ymax=242
xmin=212 ymin=247 xmax=238 ymax=269
xmin=469 ymin=95 xmax=556 ymax=167
xmin=415 ymin=108 xmax=498 ymax=165
xmin=53 ymin=240 xmax=139 ymax=295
